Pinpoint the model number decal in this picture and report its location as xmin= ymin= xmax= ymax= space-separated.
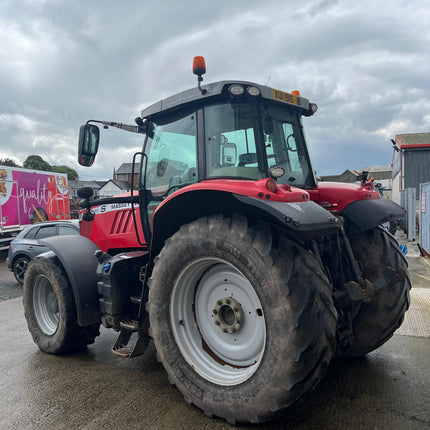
xmin=92 ymin=202 xmax=137 ymax=215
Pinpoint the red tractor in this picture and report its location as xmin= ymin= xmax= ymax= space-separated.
xmin=23 ymin=57 xmax=410 ymax=425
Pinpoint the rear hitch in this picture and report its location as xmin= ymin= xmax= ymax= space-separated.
xmin=336 ymin=265 xmax=407 ymax=308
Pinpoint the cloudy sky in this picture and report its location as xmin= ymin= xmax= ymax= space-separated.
xmin=1 ymin=0 xmax=429 ymax=180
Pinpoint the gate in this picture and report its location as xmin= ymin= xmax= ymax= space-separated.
xmin=419 ymin=182 xmax=430 ymax=256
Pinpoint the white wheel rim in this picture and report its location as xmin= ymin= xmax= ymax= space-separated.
xmin=33 ymin=274 xmax=59 ymax=335
xmin=170 ymin=258 xmax=266 ymax=386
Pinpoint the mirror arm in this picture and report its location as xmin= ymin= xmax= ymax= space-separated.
xmin=86 ymin=119 xmax=146 ymax=134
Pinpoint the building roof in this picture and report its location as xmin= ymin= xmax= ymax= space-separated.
xmin=361 ymin=165 xmax=392 ymax=180
xmin=320 ymin=169 xmax=357 ymax=183
xmin=100 ymin=179 xmax=130 ymax=190
xmin=115 ymin=163 xmax=141 ymax=174
xmin=68 ymin=180 xmax=101 ymax=190
xmin=395 ymin=132 xmax=430 ymax=148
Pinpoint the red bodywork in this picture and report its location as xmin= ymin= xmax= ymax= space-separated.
xmin=80 ymin=194 xmax=145 ymax=253
xmin=308 ymin=181 xmax=382 ymax=214
xmin=81 ymin=179 xmax=382 ymax=253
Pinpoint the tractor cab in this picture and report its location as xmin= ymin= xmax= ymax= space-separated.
xmin=142 ymin=92 xmax=317 ymax=201
xmin=78 ymin=57 xmax=324 ymax=247
xmin=79 ymin=57 xmax=319 ymax=201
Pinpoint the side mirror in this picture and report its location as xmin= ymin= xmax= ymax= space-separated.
xmin=78 ymin=124 xmax=100 ymax=166
xmin=221 ymin=143 xmax=237 ymax=166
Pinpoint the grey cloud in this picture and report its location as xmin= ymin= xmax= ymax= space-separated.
xmin=1 ymin=0 xmax=429 ymax=179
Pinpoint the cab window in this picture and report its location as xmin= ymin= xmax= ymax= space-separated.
xmin=263 ymin=107 xmax=313 ymax=187
xmin=205 ymin=103 xmax=264 ymax=180
xmin=144 ymin=111 xmax=197 ymax=197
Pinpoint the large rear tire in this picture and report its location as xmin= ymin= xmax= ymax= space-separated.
xmin=147 ymin=214 xmax=337 ymax=424
xmin=343 ymin=227 xmax=411 ymax=357
xmin=23 ymin=253 xmax=100 ymax=354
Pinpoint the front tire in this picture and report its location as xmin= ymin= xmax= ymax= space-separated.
xmin=343 ymin=227 xmax=411 ymax=357
xmin=147 ymin=214 xmax=337 ymax=424
xmin=23 ymin=253 xmax=100 ymax=354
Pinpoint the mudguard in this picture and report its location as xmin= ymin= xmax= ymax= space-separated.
xmin=151 ymin=190 xmax=341 ymax=257
xmin=341 ymin=198 xmax=406 ymax=234
xmin=38 ymin=235 xmax=100 ymax=326
xmin=233 ymin=195 xmax=341 ymax=239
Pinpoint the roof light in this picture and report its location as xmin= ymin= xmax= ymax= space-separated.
xmin=247 ymin=86 xmax=261 ymax=96
xmin=291 ymin=90 xmax=300 ymax=96
xmin=229 ymin=85 xmax=244 ymax=96
xmin=192 ymin=56 xmax=206 ymax=76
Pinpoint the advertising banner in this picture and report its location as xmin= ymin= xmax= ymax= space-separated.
xmin=0 ymin=166 xmax=70 ymax=229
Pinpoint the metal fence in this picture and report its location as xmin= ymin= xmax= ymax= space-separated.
xmin=401 ymin=187 xmax=416 ymax=241
xmin=419 ymin=182 xmax=430 ymax=256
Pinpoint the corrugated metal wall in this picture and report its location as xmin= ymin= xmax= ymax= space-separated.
xmin=404 ymin=150 xmax=430 ymax=190
xmin=401 ymin=188 xmax=416 ymax=241
xmin=419 ymin=182 xmax=430 ymax=256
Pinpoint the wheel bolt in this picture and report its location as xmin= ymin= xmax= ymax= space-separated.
xmin=226 ymin=299 xmax=231 ymax=305
xmin=213 ymin=309 xmax=218 ymax=315
xmin=215 ymin=320 xmax=220 ymax=326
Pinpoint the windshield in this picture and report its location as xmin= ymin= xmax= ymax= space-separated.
xmin=143 ymin=110 xmax=197 ymax=197
xmin=204 ymin=102 xmax=314 ymax=187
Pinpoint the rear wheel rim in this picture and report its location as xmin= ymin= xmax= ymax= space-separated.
xmin=33 ymin=274 xmax=59 ymax=335
xmin=15 ymin=259 xmax=29 ymax=283
xmin=170 ymin=258 xmax=266 ymax=386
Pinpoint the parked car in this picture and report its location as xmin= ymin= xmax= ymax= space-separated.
xmin=6 ymin=220 xmax=80 ymax=284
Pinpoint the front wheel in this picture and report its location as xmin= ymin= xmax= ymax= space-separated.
xmin=23 ymin=253 xmax=100 ymax=354
xmin=147 ymin=214 xmax=337 ymax=424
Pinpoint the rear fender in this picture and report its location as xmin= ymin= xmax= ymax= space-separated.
xmin=38 ymin=235 xmax=100 ymax=326
xmin=341 ymin=198 xmax=406 ymax=234
xmin=151 ymin=190 xmax=340 ymax=257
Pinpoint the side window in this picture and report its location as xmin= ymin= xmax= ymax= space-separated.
xmin=263 ymin=108 xmax=311 ymax=187
xmin=58 ymin=226 xmax=79 ymax=236
xmin=34 ymin=225 xmax=56 ymax=239
xmin=145 ymin=112 xmax=197 ymax=196
xmin=24 ymin=227 xmax=37 ymax=240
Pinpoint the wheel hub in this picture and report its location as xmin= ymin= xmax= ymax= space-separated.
xmin=213 ymin=297 xmax=243 ymax=333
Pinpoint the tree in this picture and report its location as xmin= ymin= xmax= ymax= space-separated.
xmin=52 ymin=165 xmax=78 ymax=180
xmin=23 ymin=155 xmax=51 ymax=171
xmin=0 ymin=158 xmax=20 ymax=167
xmin=23 ymin=155 xmax=79 ymax=180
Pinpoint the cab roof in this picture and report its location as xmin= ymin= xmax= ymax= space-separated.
xmin=140 ymin=80 xmax=314 ymax=120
